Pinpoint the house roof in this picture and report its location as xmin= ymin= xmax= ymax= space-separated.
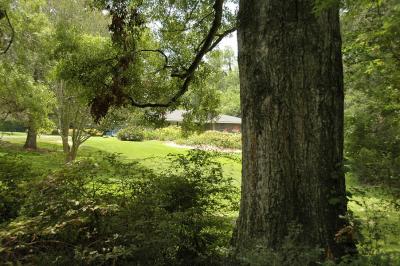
xmin=165 ymin=110 xmax=241 ymax=124
xmin=215 ymin=114 xmax=242 ymax=124
xmin=165 ymin=110 xmax=186 ymax=122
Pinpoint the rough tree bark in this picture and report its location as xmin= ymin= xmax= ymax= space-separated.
xmin=234 ymin=0 xmax=355 ymax=259
xmin=23 ymin=126 xmax=37 ymax=150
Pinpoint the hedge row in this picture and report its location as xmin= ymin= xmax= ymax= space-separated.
xmin=176 ymin=131 xmax=241 ymax=150
xmin=117 ymin=126 xmax=242 ymax=150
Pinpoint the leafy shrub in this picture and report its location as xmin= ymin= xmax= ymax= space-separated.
xmin=0 ymin=154 xmax=33 ymax=223
xmin=344 ymin=187 xmax=400 ymax=265
xmin=345 ymin=97 xmax=400 ymax=185
xmin=177 ymin=130 xmax=241 ymax=149
xmin=0 ymin=150 xmax=239 ymax=265
xmin=117 ymin=126 xmax=145 ymax=141
xmin=143 ymin=125 xmax=182 ymax=141
xmin=130 ymin=126 xmax=242 ymax=150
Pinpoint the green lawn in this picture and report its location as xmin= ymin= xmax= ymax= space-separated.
xmin=0 ymin=133 xmax=242 ymax=183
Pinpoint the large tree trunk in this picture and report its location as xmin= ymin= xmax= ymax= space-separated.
xmin=23 ymin=126 xmax=37 ymax=150
xmin=235 ymin=0 xmax=355 ymax=259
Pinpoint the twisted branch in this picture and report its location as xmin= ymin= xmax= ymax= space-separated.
xmin=127 ymin=0 xmax=226 ymax=108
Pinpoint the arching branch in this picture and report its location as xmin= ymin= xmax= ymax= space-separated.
xmin=127 ymin=0 xmax=226 ymax=108
xmin=90 ymin=0 xmax=234 ymax=121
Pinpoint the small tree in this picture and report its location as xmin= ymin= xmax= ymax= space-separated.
xmin=54 ymin=80 xmax=94 ymax=162
xmin=0 ymin=66 xmax=54 ymax=150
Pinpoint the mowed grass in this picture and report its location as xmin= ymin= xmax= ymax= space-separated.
xmin=0 ymin=132 xmax=242 ymax=183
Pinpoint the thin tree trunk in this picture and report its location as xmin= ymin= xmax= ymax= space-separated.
xmin=59 ymin=118 xmax=71 ymax=154
xmin=23 ymin=126 xmax=37 ymax=150
xmin=234 ymin=0 xmax=355 ymax=259
xmin=66 ymin=144 xmax=78 ymax=162
xmin=61 ymin=135 xmax=70 ymax=153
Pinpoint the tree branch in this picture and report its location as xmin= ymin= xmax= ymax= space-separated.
xmin=139 ymin=49 xmax=173 ymax=71
xmin=1 ymin=10 xmax=14 ymax=54
xmin=128 ymin=0 xmax=225 ymax=108
xmin=207 ymin=26 xmax=237 ymax=53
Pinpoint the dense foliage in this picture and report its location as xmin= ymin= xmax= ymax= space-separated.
xmin=0 ymin=150 xmax=238 ymax=265
xmin=0 ymin=0 xmax=55 ymax=141
xmin=342 ymin=0 xmax=400 ymax=185
xmin=117 ymin=126 xmax=145 ymax=141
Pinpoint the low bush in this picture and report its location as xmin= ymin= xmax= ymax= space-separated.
xmin=143 ymin=125 xmax=182 ymax=141
xmin=118 ymin=126 xmax=242 ymax=150
xmin=177 ymin=131 xmax=241 ymax=150
xmin=0 ymin=150 xmax=239 ymax=265
xmin=117 ymin=126 xmax=145 ymax=141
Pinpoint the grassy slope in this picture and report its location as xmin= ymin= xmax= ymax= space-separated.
xmin=1 ymin=133 xmax=398 ymax=252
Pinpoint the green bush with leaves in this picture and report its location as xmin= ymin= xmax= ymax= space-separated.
xmin=177 ymin=131 xmax=241 ymax=150
xmin=342 ymin=0 xmax=400 ymax=186
xmin=117 ymin=126 xmax=145 ymax=141
xmin=345 ymin=96 xmax=400 ymax=184
xmin=143 ymin=125 xmax=182 ymax=141
xmin=130 ymin=126 xmax=242 ymax=150
xmin=0 ymin=150 xmax=239 ymax=265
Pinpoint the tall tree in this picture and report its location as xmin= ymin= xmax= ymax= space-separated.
xmin=0 ymin=0 xmax=54 ymax=149
xmin=233 ymin=0 xmax=355 ymax=260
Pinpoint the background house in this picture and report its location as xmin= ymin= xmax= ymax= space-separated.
xmin=165 ymin=110 xmax=241 ymax=132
